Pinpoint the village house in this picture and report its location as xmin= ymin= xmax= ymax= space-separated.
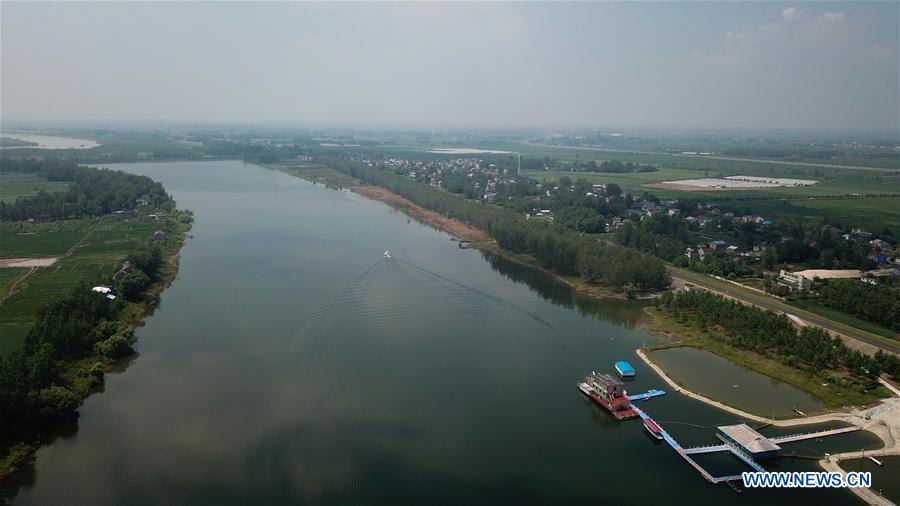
xmin=870 ymin=238 xmax=890 ymax=250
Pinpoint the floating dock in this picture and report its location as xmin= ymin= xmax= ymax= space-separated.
xmin=627 ymin=389 xmax=666 ymax=402
xmin=579 ymin=369 xmax=861 ymax=487
xmin=668 ymin=423 xmax=863 ymax=483
xmin=681 ymin=425 xmax=862 ymax=455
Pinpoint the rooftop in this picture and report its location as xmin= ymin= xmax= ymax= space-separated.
xmin=590 ymin=373 xmax=622 ymax=390
xmin=718 ymin=424 xmax=781 ymax=454
xmin=615 ymin=361 xmax=635 ymax=374
xmin=792 ymin=269 xmax=862 ymax=279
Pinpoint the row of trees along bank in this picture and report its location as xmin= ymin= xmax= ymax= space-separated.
xmin=0 ymin=243 xmax=170 ymax=450
xmin=656 ymin=290 xmax=900 ymax=386
xmin=321 ymin=157 xmax=669 ymax=292
xmin=0 ymin=159 xmax=169 ymax=222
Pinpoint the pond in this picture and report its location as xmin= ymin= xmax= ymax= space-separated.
xmin=650 ymin=346 xmax=826 ymax=417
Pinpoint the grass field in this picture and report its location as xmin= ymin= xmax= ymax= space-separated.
xmin=0 ymin=219 xmax=157 ymax=355
xmin=0 ymin=172 xmax=70 ymax=203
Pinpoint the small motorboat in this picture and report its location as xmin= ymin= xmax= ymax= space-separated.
xmin=384 ymin=250 xmax=392 ymax=259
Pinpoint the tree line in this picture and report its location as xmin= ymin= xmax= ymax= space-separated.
xmin=321 ymin=156 xmax=670 ymax=291
xmin=0 ymin=159 xmax=168 ymax=221
xmin=0 ymin=244 xmax=166 ymax=443
xmin=819 ymin=279 xmax=900 ymax=332
xmin=657 ymin=290 xmax=900 ymax=385
xmin=614 ymin=217 xmax=689 ymax=262
xmin=565 ymin=159 xmax=657 ymax=173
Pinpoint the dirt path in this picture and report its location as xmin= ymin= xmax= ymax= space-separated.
xmin=1 ymin=266 xmax=37 ymax=304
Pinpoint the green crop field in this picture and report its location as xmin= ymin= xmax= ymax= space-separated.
xmin=0 ymin=172 xmax=70 ymax=202
xmin=524 ymin=166 xmax=900 ymax=199
xmin=0 ymin=231 xmax=86 ymax=258
xmin=0 ymin=220 xmax=97 ymax=258
xmin=0 ymin=219 xmax=157 ymax=355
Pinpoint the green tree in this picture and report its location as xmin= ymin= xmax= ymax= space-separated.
xmin=116 ymin=271 xmax=150 ymax=301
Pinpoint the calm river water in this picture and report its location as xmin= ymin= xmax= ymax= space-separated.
xmin=12 ymin=160 xmax=884 ymax=504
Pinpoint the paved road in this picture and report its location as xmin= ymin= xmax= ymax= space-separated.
xmin=670 ymin=268 xmax=900 ymax=355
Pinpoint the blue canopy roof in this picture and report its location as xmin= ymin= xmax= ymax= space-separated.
xmin=615 ymin=361 xmax=635 ymax=373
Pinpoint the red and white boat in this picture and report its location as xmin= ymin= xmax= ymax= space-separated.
xmin=642 ymin=416 xmax=664 ymax=440
xmin=577 ymin=372 xmax=637 ymax=420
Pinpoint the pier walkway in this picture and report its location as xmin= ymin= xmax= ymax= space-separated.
xmin=627 ymin=389 xmax=667 ymax=402
xmin=770 ymin=426 xmax=860 ymax=444
xmin=632 ymin=405 xmax=746 ymax=483
xmin=632 ymin=407 xmax=861 ymax=484
xmin=680 ymin=425 xmax=862 ymax=455
xmin=683 ymin=444 xmax=728 ymax=455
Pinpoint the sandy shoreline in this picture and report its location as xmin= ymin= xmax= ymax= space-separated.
xmin=352 ymin=185 xmax=490 ymax=243
xmin=347 ymin=184 xmax=646 ymax=301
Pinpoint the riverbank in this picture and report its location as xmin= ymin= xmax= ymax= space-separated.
xmin=277 ymin=162 xmax=895 ymax=398
xmin=273 ymin=163 xmax=643 ymax=300
xmin=0 ymin=213 xmax=192 ymax=495
xmin=640 ymin=307 xmax=890 ymax=408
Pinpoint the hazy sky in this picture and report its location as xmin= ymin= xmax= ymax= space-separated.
xmin=2 ymin=2 xmax=898 ymax=131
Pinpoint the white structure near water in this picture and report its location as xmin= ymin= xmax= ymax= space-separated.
xmin=660 ymin=175 xmax=818 ymax=189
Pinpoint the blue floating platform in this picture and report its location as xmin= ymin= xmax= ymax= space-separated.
xmin=615 ymin=361 xmax=636 ymax=377
xmin=627 ymin=389 xmax=667 ymax=401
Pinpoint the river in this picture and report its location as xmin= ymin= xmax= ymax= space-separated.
xmin=11 ymin=160 xmax=885 ymax=504
xmin=0 ymin=132 xmax=100 ymax=150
